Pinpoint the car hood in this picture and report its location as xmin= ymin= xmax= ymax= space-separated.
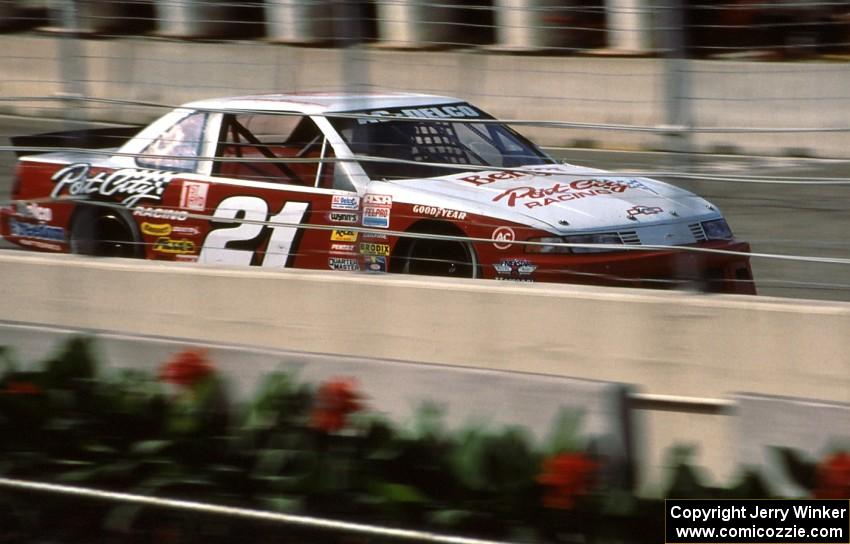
xmin=389 ymin=163 xmax=720 ymax=233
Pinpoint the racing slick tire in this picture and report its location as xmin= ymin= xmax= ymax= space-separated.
xmin=69 ymin=205 xmax=142 ymax=258
xmin=391 ymin=221 xmax=477 ymax=279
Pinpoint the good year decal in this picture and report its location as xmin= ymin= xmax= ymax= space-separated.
xmin=198 ymin=196 xmax=309 ymax=267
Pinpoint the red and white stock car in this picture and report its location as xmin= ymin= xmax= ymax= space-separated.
xmin=1 ymin=93 xmax=755 ymax=293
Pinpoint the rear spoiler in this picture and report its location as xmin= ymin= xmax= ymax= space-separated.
xmin=9 ymin=126 xmax=144 ymax=158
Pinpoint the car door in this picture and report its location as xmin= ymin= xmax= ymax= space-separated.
xmin=195 ymin=111 xmax=362 ymax=271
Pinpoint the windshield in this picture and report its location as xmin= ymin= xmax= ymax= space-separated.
xmin=329 ymin=103 xmax=553 ymax=181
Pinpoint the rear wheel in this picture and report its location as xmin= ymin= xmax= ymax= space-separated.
xmin=69 ymin=207 xmax=141 ymax=258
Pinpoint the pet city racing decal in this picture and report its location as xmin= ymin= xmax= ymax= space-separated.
xmin=493 ymin=179 xmax=634 ymax=209
xmin=50 ymin=163 xmax=176 ymax=207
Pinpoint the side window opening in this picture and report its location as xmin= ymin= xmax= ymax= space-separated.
xmin=137 ymin=111 xmax=207 ymax=172
xmin=214 ymin=113 xmax=337 ymax=189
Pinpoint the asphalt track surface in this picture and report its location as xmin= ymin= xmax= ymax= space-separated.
xmin=1 ymin=115 xmax=848 ymax=302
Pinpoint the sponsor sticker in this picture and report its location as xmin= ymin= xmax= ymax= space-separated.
xmin=331 ymin=195 xmax=360 ymax=210
xmin=18 ymin=239 xmax=62 ymax=251
xmin=357 ymin=104 xmax=481 ymax=125
xmin=626 ymin=205 xmax=663 ymax=217
xmin=134 ymin=207 xmax=189 ymax=221
xmin=328 ymin=257 xmax=359 ymax=271
xmin=171 ymin=225 xmax=200 ymax=236
xmin=179 ymin=181 xmax=209 ymax=211
xmin=16 ymin=202 xmax=52 ymax=222
xmin=329 ymin=212 xmax=358 ymax=224
xmin=152 ymin=237 xmax=195 ymax=254
xmin=331 ymin=230 xmax=358 ymax=242
xmin=493 ymin=179 xmax=631 ymax=209
xmin=9 ymin=219 xmax=64 ymax=241
xmin=458 ymin=170 xmax=527 ymax=187
xmin=360 ymin=242 xmax=390 ymax=256
xmin=175 ymin=254 xmax=199 ymax=263
xmin=363 ymin=206 xmax=390 ymax=228
xmin=362 ymin=232 xmax=388 ymax=241
xmin=492 ymin=226 xmax=515 ymax=250
xmin=141 ymin=222 xmax=173 ymax=237
xmin=364 ymin=194 xmax=392 ymax=207
xmin=412 ymin=205 xmax=467 ymax=221
xmin=365 ymin=256 xmax=387 ymax=272
xmin=50 ymin=163 xmax=175 ymax=207
xmin=493 ymin=259 xmax=537 ymax=277
xmin=330 ymin=243 xmax=356 ymax=253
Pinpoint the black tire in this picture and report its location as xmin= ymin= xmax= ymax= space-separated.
xmin=69 ymin=206 xmax=141 ymax=258
xmin=391 ymin=224 xmax=476 ymax=279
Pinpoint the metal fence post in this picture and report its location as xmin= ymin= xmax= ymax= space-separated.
xmin=333 ymin=1 xmax=370 ymax=100
xmin=604 ymin=0 xmax=652 ymax=53
xmin=50 ymin=0 xmax=87 ymax=123
xmin=660 ymin=0 xmax=692 ymax=159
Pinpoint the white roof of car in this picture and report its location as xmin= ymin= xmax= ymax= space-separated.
xmin=184 ymin=93 xmax=462 ymax=114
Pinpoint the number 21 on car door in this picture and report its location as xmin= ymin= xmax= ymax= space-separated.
xmin=198 ymin=194 xmax=312 ymax=268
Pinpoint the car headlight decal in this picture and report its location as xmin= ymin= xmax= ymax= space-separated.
xmin=525 ymin=233 xmax=624 ymax=254
xmin=701 ymin=218 xmax=733 ymax=240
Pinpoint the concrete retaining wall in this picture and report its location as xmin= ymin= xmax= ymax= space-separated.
xmin=1 ymin=252 xmax=848 ymax=488
xmin=1 ymin=34 xmax=849 ymax=157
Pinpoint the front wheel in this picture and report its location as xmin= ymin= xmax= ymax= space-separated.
xmin=394 ymin=236 xmax=476 ymax=278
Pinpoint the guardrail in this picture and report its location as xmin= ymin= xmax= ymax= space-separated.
xmin=0 ymin=252 xmax=847 ymax=485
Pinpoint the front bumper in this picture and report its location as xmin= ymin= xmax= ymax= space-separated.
xmin=493 ymin=240 xmax=757 ymax=295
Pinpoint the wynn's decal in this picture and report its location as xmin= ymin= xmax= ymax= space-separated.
xmin=329 ymin=212 xmax=358 ymax=224
xmin=50 ymin=163 xmax=176 ymax=207
xmin=493 ymin=179 xmax=631 ymax=209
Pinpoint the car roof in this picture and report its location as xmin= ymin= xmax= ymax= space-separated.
xmin=184 ymin=92 xmax=463 ymax=114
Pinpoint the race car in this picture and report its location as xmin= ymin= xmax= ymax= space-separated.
xmin=1 ymin=93 xmax=756 ymax=294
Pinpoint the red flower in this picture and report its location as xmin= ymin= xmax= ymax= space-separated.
xmin=3 ymin=381 xmax=42 ymax=395
xmin=537 ymin=452 xmax=598 ymax=509
xmin=158 ymin=349 xmax=215 ymax=388
xmin=814 ymin=452 xmax=850 ymax=499
xmin=310 ymin=378 xmax=364 ymax=433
